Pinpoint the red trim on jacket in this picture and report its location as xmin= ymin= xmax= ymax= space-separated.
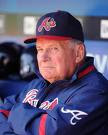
xmin=0 ymin=110 xmax=10 ymax=117
xmin=39 ymin=114 xmax=47 ymax=135
xmin=78 ymin=65 xmax=95 ymax=79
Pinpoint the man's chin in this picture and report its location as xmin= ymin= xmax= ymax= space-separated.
xmin=41 ymin=73 xmax=55 ymax=82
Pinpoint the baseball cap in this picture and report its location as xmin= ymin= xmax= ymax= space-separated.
xmin=24 ymin=10 xmax=84 ymax=43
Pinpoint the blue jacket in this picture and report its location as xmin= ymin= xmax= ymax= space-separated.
xmin=0 ymin=57 xmax=108 ymax=135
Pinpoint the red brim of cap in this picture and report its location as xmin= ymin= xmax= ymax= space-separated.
xmin=24 ymin=36 xmax=72 ymax=44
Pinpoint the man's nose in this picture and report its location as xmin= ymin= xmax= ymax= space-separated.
xmin=41 ymin=50 xmax=50 ymax=62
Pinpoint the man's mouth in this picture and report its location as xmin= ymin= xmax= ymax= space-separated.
xmin=40 ymin=67 xmax=54 ymax=69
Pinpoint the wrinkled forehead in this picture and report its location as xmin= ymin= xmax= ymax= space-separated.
xmin=36 ymin=38 xmax=73 ymax=48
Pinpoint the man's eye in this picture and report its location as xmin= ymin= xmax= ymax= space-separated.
xmin=54 ymin=47 xmax=58 ymax=50
xmin=37 ymin=49 xmax=43 ymax=52
xmin=51 ymin=47 xmax=58 ymax=51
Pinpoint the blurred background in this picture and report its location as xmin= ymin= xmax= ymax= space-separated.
xmin=0 ymin=0 xmax=108 ymax=99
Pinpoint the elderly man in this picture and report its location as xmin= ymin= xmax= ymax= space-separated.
xmin=0 ymin=11 xmax=108 ymax=135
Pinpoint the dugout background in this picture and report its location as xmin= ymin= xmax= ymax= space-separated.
xmin=0 ymin=0 xmax=108 ymax=79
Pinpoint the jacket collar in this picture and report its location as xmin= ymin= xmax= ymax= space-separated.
xmin=77 ymin=57 xmax=96 ymax=79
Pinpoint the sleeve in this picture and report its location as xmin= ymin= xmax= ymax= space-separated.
xmin=0 ymin=83 xmax=29 ymax=135
xmin=0 ymin=95 xmax=19 ymax=134
xmin=0 ymin=79 xmax=40 ymax=135
xmin=6 ymin=89 xmax=108 ymax=135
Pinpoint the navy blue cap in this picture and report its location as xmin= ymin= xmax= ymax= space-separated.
xmin=24 ymin=11 xmax=84 ymax=43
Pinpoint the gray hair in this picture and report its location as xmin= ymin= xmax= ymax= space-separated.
xmin=71 ymin=39 xmax=84 ymax=46
xmin=69 ymin=39 xmax=86 ymax=58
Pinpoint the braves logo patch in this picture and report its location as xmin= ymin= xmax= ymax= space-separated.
xmin=61 ymin=107 xmax=88 ymax=125
xmin=38 ymin=17 xmax=56 ymax=32
xmin=23 ymin=89 xmax=39 ymax=107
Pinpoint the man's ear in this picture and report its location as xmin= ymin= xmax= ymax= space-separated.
xmin=75 ymin=44 xmax=85 ymax=64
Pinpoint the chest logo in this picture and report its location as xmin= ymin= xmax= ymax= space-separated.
xmin=23 ymin=89 xmax=58 ymax=110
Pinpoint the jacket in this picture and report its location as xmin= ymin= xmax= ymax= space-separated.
xmin=0 ymin=57 xmax=108 ymax=135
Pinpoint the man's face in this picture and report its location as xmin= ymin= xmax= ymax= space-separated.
xmin=36 ymin=39 xmax=77 ymax=83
